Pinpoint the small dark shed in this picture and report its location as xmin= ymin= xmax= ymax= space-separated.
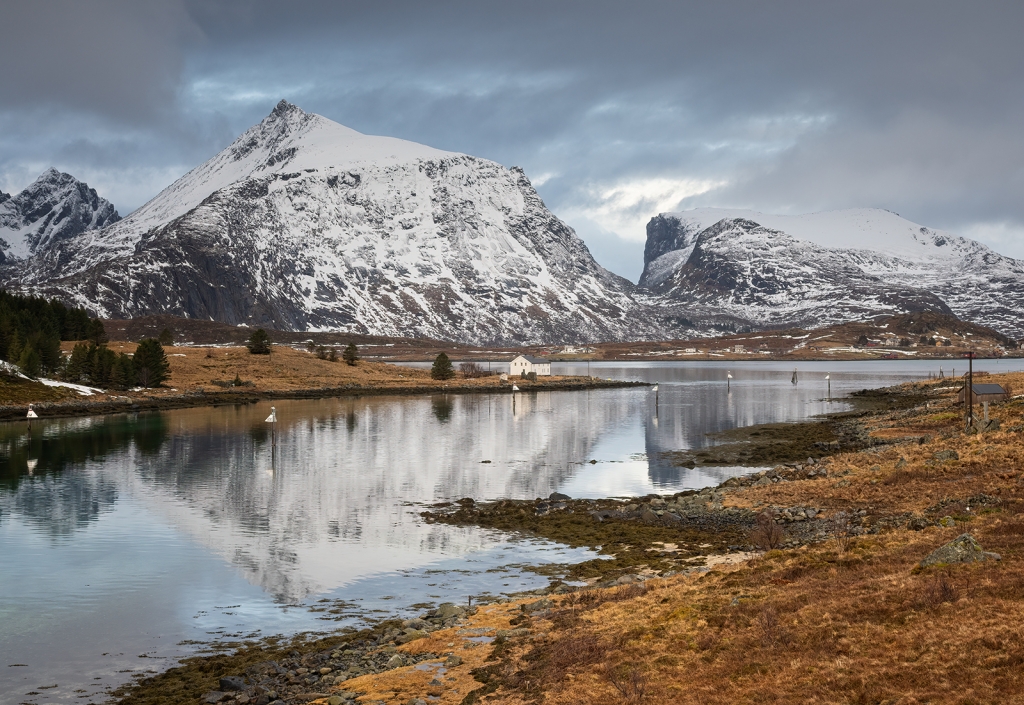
xmin=958 ymin=383 xmax=1008 ymax=404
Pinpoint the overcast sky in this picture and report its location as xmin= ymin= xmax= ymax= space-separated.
xmin=2 ymin=1 xmax=1022 ymax=281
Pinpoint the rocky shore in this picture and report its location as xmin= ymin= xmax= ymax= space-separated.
xmin=188 ymin=604 xmax=475 ymax=705
xmin=112 ymin=373 xmax=1024 ymax=704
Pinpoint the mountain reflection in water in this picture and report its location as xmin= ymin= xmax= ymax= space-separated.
xmin=7 ymin=360 xmax=1024 ymax=703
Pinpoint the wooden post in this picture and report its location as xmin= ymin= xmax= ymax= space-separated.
xmin=963 ymin=352 xmax=976 ymax=429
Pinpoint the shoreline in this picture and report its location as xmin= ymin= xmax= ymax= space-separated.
xmin=109 ymin=370 xmax=1024 ymax=704
xmin=0 ymin=377 xmax=647 ymax=422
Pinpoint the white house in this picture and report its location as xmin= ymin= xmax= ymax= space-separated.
xmin=510 ymin=355 xmax=551 ymax=377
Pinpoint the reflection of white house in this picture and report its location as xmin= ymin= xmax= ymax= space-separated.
xmin=510 ymin=355 xmax=551 ymax=376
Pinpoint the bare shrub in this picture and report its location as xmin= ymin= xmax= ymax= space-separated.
xmin=830 ymin=511 xmax=855 ymax=555
xmin=695 ymin=629 xmax=721 ymax=652
xmin=606 ymin=664 xmax=650 ymax=703
xmin=610 ymin=582 xmax=649 ymax=601
xmin=919 ymin=571 xmax=961 ymax=610
xmin=459 ymin=361 xmax=492 ymax=378
xmin=750 ymin=512 xmax=784 ymax=550
xmin=756 ymin=605 xmax=790 ymax=648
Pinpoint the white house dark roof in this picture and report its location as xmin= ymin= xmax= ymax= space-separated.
xmin=970 ymin=383 xmax=1006 ymax=395
xmin=513 ymin=355 xmax=550 ymax=364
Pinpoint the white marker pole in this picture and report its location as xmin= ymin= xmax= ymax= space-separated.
xmin=265 ymin=406 xmax=277 ymax=448
xmin=727 ymin=371 xmax=732 ymax=392
xmin=826 ymin=373 xmax=831 ymax=400
xmin=27 ymin=404 xmax=38 ymax=433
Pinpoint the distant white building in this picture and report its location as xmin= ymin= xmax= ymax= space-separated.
xmin=733 ymin=344 xmax=746 ymax=353
xmin=510 ymin=355 xmax=551 ymax=376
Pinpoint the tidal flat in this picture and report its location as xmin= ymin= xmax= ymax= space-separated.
xmin=109 ymin=371 xmax=1024 ymax=705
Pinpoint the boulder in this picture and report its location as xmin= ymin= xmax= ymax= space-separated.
xmin=919 ymin=533 xmax=1001 ymax=568
xmin=202 ymin=693 xmax=228 ymax=704
xmin=933 ymin=449 xmax=960 ymax=462
xmin=549 ymin=491 xmax=571 ymax=501
xmin=397 ymin=629 xmax=428 ymax=644
xmin=640 ymin=507 xmax=659 ymax=523
xmin=430 ymin=603 xmax=466 ymax=621
xmin=219 ymin=676 xmax=248 ymax=691
xmin=907 ymin=516 xmax=929 ymax=531
xmin=521 ymin=598 xmax=553 ymax=613
xmin=445 ymin=654 xmax=463 ymax=667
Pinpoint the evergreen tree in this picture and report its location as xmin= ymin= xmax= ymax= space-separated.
xmin=133 ymin=338 xmax=170 ymax=388
xmin=342 ymin=343 xmax=358 ymax=366
xmin=158 ymin=328 xmax=174 ymax=346
xmin=247 ymin=328 xmax=271 ymax=355
xmin=17 ymin=345 xmax=41 ymax=378
xmin=65 ymin=342 xmax=91 ymax=382
xmin=35 ymin=333 xmax=62 ymax=374
xmin=88 ymin=318 xmax=107 ymax=345
xmin=430 ymin=352 xmax=455 ymax=380
xmin=111 ymin=353 xmax=136 ymax=390
xmin=89 ymin=345 xmax=117 ymax=387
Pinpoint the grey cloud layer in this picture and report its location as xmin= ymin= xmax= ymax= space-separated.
xmin=2 ymin=0 xmax=1023 ymax=279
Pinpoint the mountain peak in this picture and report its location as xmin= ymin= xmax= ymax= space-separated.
xmin=0 ymin=168 xmax=119 ymax=261
xmin=270 ymin=99 xmax=304 ymax=119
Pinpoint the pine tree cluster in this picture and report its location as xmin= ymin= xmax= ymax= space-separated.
xmin=64 ymin=338 xmax=169 ymax=389
xmin=0 ymin=290 xmax=105 ymax=377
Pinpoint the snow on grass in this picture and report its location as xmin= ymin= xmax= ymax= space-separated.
xmin=38 ymin=379 xmax=104 ymax=396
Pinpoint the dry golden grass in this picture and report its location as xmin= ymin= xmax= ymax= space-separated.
xmin=329 ymin=371 xmax=1024 ymax=705
xmin=51 ymin=341 xmax=598 ymax=404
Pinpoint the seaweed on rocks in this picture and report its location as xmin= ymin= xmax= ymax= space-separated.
xmin=112 ymin=604 xmax=477 ymax=705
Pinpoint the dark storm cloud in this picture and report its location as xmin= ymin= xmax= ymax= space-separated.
xmin=2 ymin=0 xmax=1023 ymax=278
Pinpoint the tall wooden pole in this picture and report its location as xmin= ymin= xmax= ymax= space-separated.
xmin=967 ymin=352 xmax=974 ymax=428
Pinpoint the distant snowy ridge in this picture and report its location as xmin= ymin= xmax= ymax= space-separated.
xmin=6 ymin=101 xmax=658 ymax=345
xmin=0 ymin=168 xmax=119 ymax=263
xmin=4 ymin=103 xmax=1020 ymax=343
xmin=641 ymin=209 xmax=1024 ymax=338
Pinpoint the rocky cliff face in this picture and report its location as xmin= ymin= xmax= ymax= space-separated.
xmin=7 ymin=102 xmax=655 ymax=345
xmin=640 ymin=209 xmax=1024 ymax=338
xmin=0 ymin=168 xmax=120 ymax=263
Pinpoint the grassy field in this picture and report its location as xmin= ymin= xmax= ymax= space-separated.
xmin=0 ymin=342 xmax=632 ymax=412
xmin=347 ymin=373 xmax=1024 ymax=705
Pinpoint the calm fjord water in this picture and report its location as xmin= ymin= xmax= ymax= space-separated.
xmin=3 ymin=359 xmax=1022 ymax=703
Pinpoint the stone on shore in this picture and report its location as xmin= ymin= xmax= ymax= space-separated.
xmin=919 ymin=533 xmax=1001 ymax=568
xmin=219 ymin=675 xmax=248 ymax=691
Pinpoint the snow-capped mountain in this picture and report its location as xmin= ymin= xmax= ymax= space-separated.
xmin=641 ymin=208 xmax=1024 ymax=338
xmin=0 ymin=168 xmax=120 ymax=264
xmin=9 ymin=101 xmax=649 ymax=345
